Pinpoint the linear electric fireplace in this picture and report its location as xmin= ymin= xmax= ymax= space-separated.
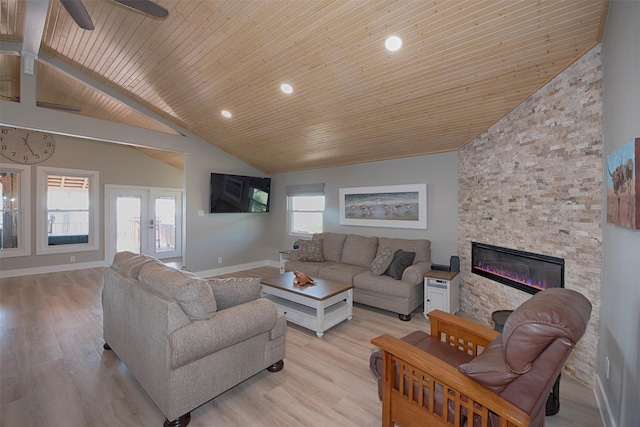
xmin=471 ymin=242 xmax=564 ymax=295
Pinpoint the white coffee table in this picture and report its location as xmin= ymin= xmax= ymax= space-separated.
xmin=261 ymin=272 xmax=353 ymax=337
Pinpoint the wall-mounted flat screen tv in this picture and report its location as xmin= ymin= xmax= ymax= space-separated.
xmin=210 ymin=173 xmax=271 ymax=213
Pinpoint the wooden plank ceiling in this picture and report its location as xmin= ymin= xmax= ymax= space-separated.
xmin=1 ymin=0 xmax=608 ymax=174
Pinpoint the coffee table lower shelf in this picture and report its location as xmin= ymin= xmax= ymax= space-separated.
xmin=262 ymin=294 xmax=352 ymax=338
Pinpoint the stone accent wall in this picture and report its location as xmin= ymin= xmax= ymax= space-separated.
xmin=458 ymin=45 xmax=602 ymax=387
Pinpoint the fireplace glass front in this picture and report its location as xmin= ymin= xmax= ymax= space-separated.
xmin=471 ymin=242 xmax=564 ymax=295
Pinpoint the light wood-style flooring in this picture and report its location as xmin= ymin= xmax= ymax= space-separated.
xmin=0 ymin=266 xmax=602 ymax=426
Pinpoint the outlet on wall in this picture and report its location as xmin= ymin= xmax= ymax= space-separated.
xmin=217 ymin=257 xmax=223 ymax=264
xmin=70 ymin=256 xmax=76 ymax=263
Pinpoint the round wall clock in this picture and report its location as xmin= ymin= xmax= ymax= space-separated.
xmin=0 ymin=127 xmax=56 ymax=164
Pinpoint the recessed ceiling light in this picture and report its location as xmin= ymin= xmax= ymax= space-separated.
xmin=280 ymin=83 xmax=293 ymax=94
xmin=221 ymin=110 xmax=232 ymax=118
xmin=385 ymin=35 xmax=403 ymax=52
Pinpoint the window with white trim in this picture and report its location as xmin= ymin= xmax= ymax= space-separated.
xmin=286 ymin=183 xmax=325 ymax=236
xmin=0 ymin=165 xmax=31 ymax=257
xmin=36 ymin=167 xmax=99 ymax=254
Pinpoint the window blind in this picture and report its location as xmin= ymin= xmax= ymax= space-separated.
xmin=285 ymin=183 xmax=325 ymax=196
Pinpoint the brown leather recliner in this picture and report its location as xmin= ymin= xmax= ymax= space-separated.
xmin=370 ymin=288 xmax=592 ymax=427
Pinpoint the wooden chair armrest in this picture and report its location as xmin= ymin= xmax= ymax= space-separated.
xmin=427 ymin=309 xmax=499 ymax=354
xmin=371 ymin=334 xmax=529 ymax=427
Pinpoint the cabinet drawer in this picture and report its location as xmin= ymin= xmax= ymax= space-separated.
xmin=426 ymin=278 xmax=448 ymax=289
xmin=280 ymin=307 xmax=301 ymax=323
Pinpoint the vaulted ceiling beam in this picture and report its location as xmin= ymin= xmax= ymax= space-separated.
xmin=8 ymin=0 xmax=192 ymax=143
xmin=20 ymin=0 xmax=49 ymax=107
xmin=38 ymin=52 xmax=191 ymax=138
xmin=23 ymin=0 xmax=48 ymax=69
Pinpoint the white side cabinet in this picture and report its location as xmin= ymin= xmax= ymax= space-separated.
xmin=424 ymin=270 xmax=460 ymax=316
xmin=279 ymin=250 xmax=292 ymax=274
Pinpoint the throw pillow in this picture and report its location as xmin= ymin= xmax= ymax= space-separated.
xmin=297 ymin=239 xmax=325 ymax=262
xmin=111 ymin=251 xmax=158 ymax=278
xmin=139 ymin=263 xmax=217 ymax=321
xmin=384 ymin=250 xmax=416 ymax=280
xmin=370 ymin=246 xmax=396 ymax=276
xmin=208 ymin=278 xmax=261 ymax=311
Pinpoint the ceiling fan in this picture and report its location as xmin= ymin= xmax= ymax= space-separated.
xmin=60 ymin=0 xmax=169 ymax=31
xmin=1 ymin=95 xmax=83 ymax=111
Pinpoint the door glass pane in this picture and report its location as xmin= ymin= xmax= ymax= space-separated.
xmin=0 ymin=171 xmax=20 ymax=249
xmin=116 ymin=196 xmax=141 ymax=253
xmin=155 ymin=196 xmax=176 ymax=253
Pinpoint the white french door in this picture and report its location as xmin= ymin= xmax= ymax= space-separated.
xmin=106 ymin=185 xmax=182 ymax=263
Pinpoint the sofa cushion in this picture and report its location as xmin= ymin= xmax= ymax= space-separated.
xmin=377 ymin=237 xmax=431 ymax=263
xmin=111 ymin=251 xmax=159 ymax=278
xmin=385 ymin=250 xmax=416 ymax=280
xmin=458 ymin=337 xmax=519 ymax=393
xmin=318 ymin=264 xmax=368 ymax=284
xmin=353 ymin=271 xmax=417 ymax=298
xmin=370 ymin=246 xmax=397 ymax=276
xmin=285 ymin=260 xmax=336 ymax=276
xmin=341 ymin=234 xmax=379 ymax=268
xmin=208 ymin=277 xmax=261 ymax=311
xmin=139 ymin=262 xmax=217 ymax=321
xmin=313 ymin=232 xmax=346 ymax=262
xmin=297 ymin=239 xmax=325 ymax=262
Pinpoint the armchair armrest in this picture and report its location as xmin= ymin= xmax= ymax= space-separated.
xmin=427 ymin=309 xmax=498 ymax=355
xmin=371 ymin=334 xmax=529 ymax=427
xmin=169 ymin=298 xmax=277 ymax=369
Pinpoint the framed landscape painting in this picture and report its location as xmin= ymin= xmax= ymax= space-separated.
xmin=339 ymin=183 xmax=427 ymax=229
xmin=606 ymin=138 xmax=639 ymax=230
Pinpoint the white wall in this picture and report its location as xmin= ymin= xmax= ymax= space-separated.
xmin=181 ymin=143 xmax=272 ymax=272
xmin=1 ymin=89 xmax=272 ymax=274
xmin=0 ymin=135 xmax=182 ymax=272
xmin=598 ymin=1 xmax=640 ymax=426
xmin=267 ymin=152 xmax=459 ymax=266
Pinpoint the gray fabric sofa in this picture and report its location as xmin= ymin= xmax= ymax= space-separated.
xmin=102 ymin=252 xmax=286 ymax=427
xmin=285 ymin=233 xmax=432 ymax=320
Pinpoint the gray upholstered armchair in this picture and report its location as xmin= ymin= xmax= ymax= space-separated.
xmin=103 ymin=252 xmax=286 ymax=427
xmin=370 ymin=288 xmax=591 ymax=427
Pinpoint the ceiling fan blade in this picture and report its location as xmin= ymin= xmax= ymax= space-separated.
xmin=0 ymin=94 xmax=20 ymax=102
xmin=112 ymin=0 xmax=169 ymax=19
xmin=60 ymin=0 xmax=95 ymax=30
xmin=37 ymin=101 xmax=83 ymax=112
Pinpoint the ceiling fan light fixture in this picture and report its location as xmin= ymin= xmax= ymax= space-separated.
xmin=385 ymin=35 xmax=403 ymax=52
xmin=221 ymin=110 xmax=232 ymax=118
xmin=280 ymin=83 xmax=293 ymax=94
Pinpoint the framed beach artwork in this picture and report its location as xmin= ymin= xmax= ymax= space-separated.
xmin=339 ymin=184 xmax=427 ymax=229
xmin=606 ymin=138 xmax=639 ymax=230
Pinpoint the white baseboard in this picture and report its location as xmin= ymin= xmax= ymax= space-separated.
xmin=595 ymin=374 xmax=617 ymax=427
xmin=0 ymin=259 xmax=281 ymax=280
xmin=196 ymin=259 xmax=279 ymax=278
xmin=0 ymin=260 xmax=107 ymax=279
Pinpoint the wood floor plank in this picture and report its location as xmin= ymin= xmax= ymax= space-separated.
xmin=0 ymin=267 xmax=602 ymax=427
